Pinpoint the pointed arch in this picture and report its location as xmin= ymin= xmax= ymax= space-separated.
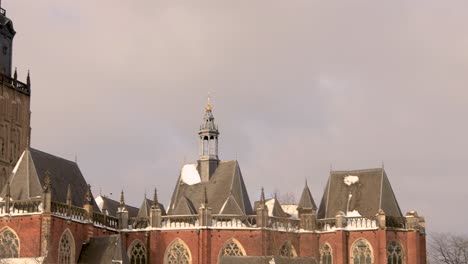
xmin=128 ymin=239 xmax=147 ymax=264
xmin=58 ymin=229 xmax=75 ymax=264
xmin=0 ymin=227 xmax=20 ymax=258
xmin=218 ymin=238 xmax=246 ymax=259
xmin=279 ymin=241 xmax=297 ymax=258
xmin=320 ymin=242 xmax=333 ymax=264
xmin=350 ymin=239 xmax=373 ymax=264
xmin=387 ymin=240 xmax=404 ymax=264
xmin=164 ymin=238 xmax=192 ymax=264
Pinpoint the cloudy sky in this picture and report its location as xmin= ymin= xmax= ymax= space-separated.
xmin=5 ymin=0 xmax=468 ymax=234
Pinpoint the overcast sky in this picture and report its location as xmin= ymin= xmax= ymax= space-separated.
xmin=5 ymin=0 xmax=468 ymax=234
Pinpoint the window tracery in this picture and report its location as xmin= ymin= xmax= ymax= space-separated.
xmin=220 ymin=238 xmax=245 ymax=257
xmin=352 ymin=239 xmax=373 ymax=264
xmin=387 ymin=241 xmax=403 ymax=264
xmin=320 ymin=243 xmax=333 ymax=264
xmin=58 ymin=229 xmax=75 ymax=264
xmin=165 ymin=239 xmax=191 ymax=264
xmin=0 ymin=227 xmax=19 ymax=258
xmin=279 ymin=241 xmax=297 ymax=258
xmin=129 ymin=240 xmax=146 ymax=264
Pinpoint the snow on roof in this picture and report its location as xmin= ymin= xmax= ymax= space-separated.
xmin=95 ymin=196 xmax=104 ymax=211
xmin=344 ymin=175 xmax=359 ymax=186
xmin=346 ymin=210 xmax=362 ymax=217
xmin=265 ymin=199 xmax=275 ymax=216
xmin=281 ymin=204 xmax=298 ymax=219
xmin=181 ymin=164 xmax=201 ymax=185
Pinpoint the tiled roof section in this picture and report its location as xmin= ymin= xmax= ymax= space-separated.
xmin=78 ymin=235 xmax=129 ymax=264
xmin=317 ymin=168 xmax=403 ymax=219
xmin=168 ymin=160 xmax=253 ymax=215
xmin=1 ymin=148 xmax=99 ymax=210
xmin=220 ymin=256 xmax=317 ymax=264
xmin=96 ymin=196 xmax=139 ymax=218
xmin=297 ymin=182 xmax=317 ymax=211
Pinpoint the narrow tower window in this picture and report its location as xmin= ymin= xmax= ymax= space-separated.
xmin=128 ymin=239 xmax=147 ymax=264
xmin=58 ymin=229 xmax=75 ymax=264
xmin=387 ymin=241 xmax=403 ymax=264
xmin=320 ymin=243 xmax=333 ymax=264
xmin=351 ymin=239 xmax=373 ymax=264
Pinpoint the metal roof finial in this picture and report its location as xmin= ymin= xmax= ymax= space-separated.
xmin=205 ymin=93 xmax=212 ymax=112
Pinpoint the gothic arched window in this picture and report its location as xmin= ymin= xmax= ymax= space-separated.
xmin=279 ymin=241 xmax=297 ymax=258
xmin=0 ymin=227 xmax=20 ymax=258
xmin=219 ymin=238 xmax=246 ymax=258
xmin=128 ymin=239 xmax=147 ymax=264
xmin=387 ymin=241 xmax=403 ymax=264
xmin=351 ymin=239 xmax=373 ymax=264
xmin=164 ymin=239 xmax=191 ymax=264
xmin=320 ymin=243 xmax=333 ymax=264
xmin=58 ymin=229 xmax=75 ymax=264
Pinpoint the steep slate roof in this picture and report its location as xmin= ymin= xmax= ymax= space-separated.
xmin=265 ymin=198 xmax=290 ymax=218
xmin=297 ymin=181 xmax=317 ymax=211
xmin=168 ymin=161 xmax=253 ymax=215
xmin=78 ymin=235 xmax=129 ymax=264
xmin=95 ymin=195 xmax=139 ymax=217
xmin=317 ymin=168 xmax=403 ymax=219
xmin=220 ymin=256 xmax=317 ymax=264
xmin=137 ymin=197 xmax=166 ymax=218
xmin=1 ymin=148 xmax=99 ymax=210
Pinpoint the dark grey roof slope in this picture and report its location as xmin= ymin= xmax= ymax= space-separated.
xmin=317 ymin=168 xmax=402 ymax=219
xmin=1 ymin=148 xmax=98 ymax=210
xmin=297 ymin=182 xmax=317 ymax=211
xmin=136 ymin=197 xmax=166 ymax=218
xmin=220 ymin=256 xmax=317 ymax=264
xmin=267 ymin=198 xmax=289 ymax=218
xmin=78 ymin=235 xmax=129 ymax=264
xmin=97 ymin=195 xmax=139 ymax=217
xmin=168 ymin=161 xmax=253 ymax=215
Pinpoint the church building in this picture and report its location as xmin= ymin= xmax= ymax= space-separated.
xmin=0 ymin=6 xmax=426 ymax=264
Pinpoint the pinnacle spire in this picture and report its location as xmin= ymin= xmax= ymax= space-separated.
xmin=27 ymin=70 xmax=31 ymax=87
xmin=13 ymin=67 xmax=17 ymax=80
xmin=152 ymin=188 xmax=160 ymax=209
xmin=120 ymin=190 xmax=125 ymax=207
xmin=260 ymin=187 xmax=265 ymax=203
xmin=204 ymin=186 xmax=208 ymax=205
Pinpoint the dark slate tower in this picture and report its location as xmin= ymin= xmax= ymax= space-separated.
xmin=197 ymin=97 xmax=219 ymax=182
xmin=0 ymin=5 xmax=15 ymax=76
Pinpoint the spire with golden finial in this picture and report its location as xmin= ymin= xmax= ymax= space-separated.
xmin=205 ymin=94 xmax=213 ymax=112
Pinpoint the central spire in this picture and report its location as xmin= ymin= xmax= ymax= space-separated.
xmin=198 ymin=96 xmax=220 ymax=181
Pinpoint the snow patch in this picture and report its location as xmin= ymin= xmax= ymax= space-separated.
xmin=95 ymin=196 xmax=104 ymax=211
xmin=281 ymin=204 xmax=298 ymax=219
xmin=11 ymin=151 xmax=25 ymax=174
xmin=346 ymin=210 xmax=362 ymax=217
xmin=181 ymin=164 xmax=201 ymax=185
xmin=265 ymin=199 xmax=275 ymax=217
xmin=344 ymin=175 xmax=359 ymax=186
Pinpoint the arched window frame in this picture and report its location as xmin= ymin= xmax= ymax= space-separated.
xmin=350 ymin=238 xmax=374 ymax=264
xmin=127 ymin=239 xmax=147 ymax=264
xmin=387 ymin=240 xmax=404 ymax=264
xmin=58 ymin=229 xmax=75 ymax=264
xmin=164 ymin=238 xmax=192 ymax=264
xmin=320 ymin=242 xmax=333 ymax=264
xmin=278 ymin=241 xmax=297 ymax=258
xmin=218 ymin=238 xmax=247 ymax=260
xmin=0 ymin=227 xmax=20 ymax=258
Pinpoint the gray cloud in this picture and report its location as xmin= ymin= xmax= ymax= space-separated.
xmin=5 ymin=0 xmax=468 ymax=233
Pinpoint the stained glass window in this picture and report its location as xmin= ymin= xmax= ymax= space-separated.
xmin=129 ymin=240 xmax=147 ymax=264
xmin=387 ymin=241 xmax=403 ymax=264
xmin=320 ymin=243 xmax=333 ymax=264
xmin=279 ymin=241 xmax=297 ymax=258
xmin=165 ymin=239 xmax=191 ymax=264
xmin=58 ymin=230 xmax=74 ymax=264
xmin=0 ymin=228 xmax=19 ymax=258
xmin=352 ymin=239 xmax=373 ymax=264
xmin=220 ymin=239 xmax=245 ymax=257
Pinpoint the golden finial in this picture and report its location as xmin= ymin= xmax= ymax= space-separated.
xmin=205 ymin=95 xmax=212 ymax=112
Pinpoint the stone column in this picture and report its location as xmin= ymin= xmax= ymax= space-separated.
xmin=335 ymin=211 xmax=346 ymax=229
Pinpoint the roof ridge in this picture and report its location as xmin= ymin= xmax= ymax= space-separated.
xmin=331 ymin=167 xmax=384 ymax=173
